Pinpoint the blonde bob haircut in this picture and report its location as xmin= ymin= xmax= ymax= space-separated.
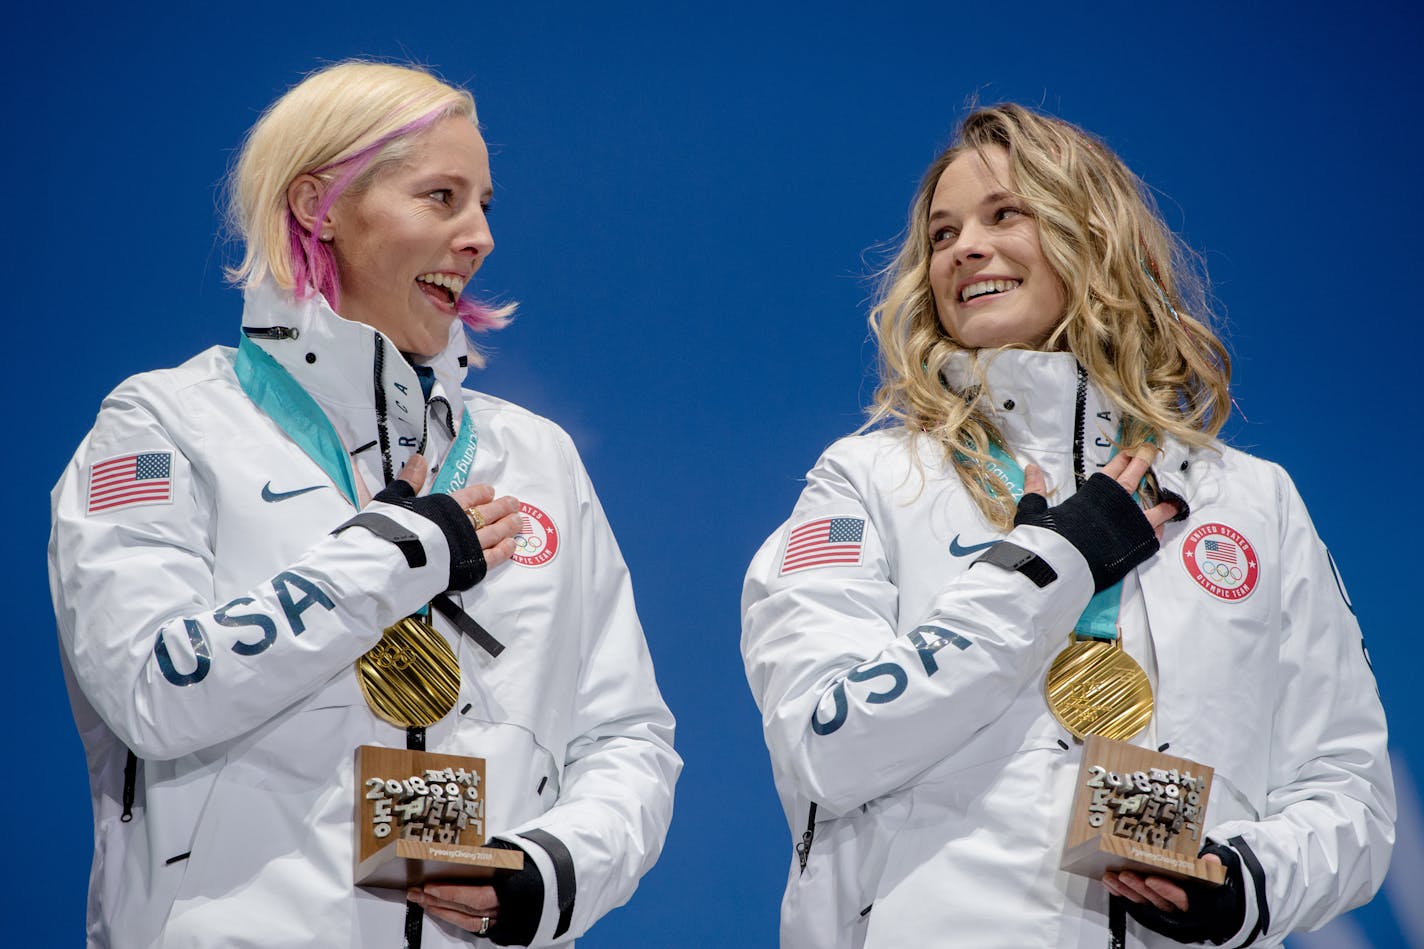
xmin=227 ymin=60 xmax=509 ymax=346
xmin=868 ymin=104 xmax=1231 ymax=529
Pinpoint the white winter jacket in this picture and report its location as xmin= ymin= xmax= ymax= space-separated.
xmin=50 ymin=281 xmax=680 ymax=948
xmin=741 ymin=350 xmax=1393 ymax=948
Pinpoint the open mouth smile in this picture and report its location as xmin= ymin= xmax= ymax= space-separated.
xmin=959 ymin=278 xmax=1021 ymax=303
xmin=416 ymin=272 xmax=467 ymax=309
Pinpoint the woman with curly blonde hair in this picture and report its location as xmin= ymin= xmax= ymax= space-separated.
xmin=742 ymin=104 xmax=1392 ymax=948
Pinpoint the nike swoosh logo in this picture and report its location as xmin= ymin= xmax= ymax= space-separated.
xmin=261 ymin=482 xmax=326 ymax=503
xmin=949 ymin=535 xmax=1000 ymax=557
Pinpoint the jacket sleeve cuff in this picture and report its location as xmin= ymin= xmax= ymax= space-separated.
xmin=972 ymin=540 xmax=1058 ymax=587
xmin=1008 ymin=524 xmax=1093 ymax=585
xmin=983 ymin=523 xmax=1096 ymax=628
xmin=329 ymin=500 xmax=453 ymax=604
xmin=483 ymin=838 xmax=544 ymax=946
xmin=1220 ymin=835 xmax=1269 ymax=946
xmin=494 ymin=830 xmax=575 ymax=946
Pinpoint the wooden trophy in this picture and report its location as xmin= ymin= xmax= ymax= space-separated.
xmin=1061 ymin=735 xmax=1226 ymax=885
xmin=354 ymin=745 xmax=524 ymax=889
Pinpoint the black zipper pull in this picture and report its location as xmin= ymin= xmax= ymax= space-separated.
xmin=796 ymin=802 xmax=818 ymax=873
xmin=241 ymin=325 xmax=300 ymax=340
xmin=120 ymin=749 xmax=138 ymax=822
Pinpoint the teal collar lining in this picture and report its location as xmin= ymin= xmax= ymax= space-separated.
xmin=235 ymin=335 xmax=360 ymax=508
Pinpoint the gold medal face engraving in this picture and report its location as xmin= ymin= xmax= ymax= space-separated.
xmin=357 ymin=614 xmax=460 ymax=727
xmin=1045 ymin=637 xmax=1154 ymax=741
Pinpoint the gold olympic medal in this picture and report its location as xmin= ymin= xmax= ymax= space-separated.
xmin=1044 ymin=636 xmax=1154 ymax=741
xmin=356 ymin=613 xmax=461 ymax=727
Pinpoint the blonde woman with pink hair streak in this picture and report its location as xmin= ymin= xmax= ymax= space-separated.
xmin=51 ymin=61 xmax=679 ymax=948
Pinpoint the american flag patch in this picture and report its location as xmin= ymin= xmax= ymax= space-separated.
xmin=1203 ymin=538 xmax=1238 ymax=563
xmin=87 ymin=452 xmax=173 ymax=514
xmin=779 ymin=516 xmax=865 ymax=575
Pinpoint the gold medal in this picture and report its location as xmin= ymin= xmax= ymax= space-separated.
xmin=1044 ymin=636 xmax=1154 ymax=741
xmin=356 ymin=613 xmax=460 ymax=727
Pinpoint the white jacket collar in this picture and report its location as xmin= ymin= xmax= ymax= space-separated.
xmin=239 ymin=279 xmax=470 ymax=489
xmin=941 ymin=349 xmax=1095 ymax=456
xmin=941 ymin=348 xmax=1193 ymax=499
xmin=240 ymin=278 xmax=469 ymax=411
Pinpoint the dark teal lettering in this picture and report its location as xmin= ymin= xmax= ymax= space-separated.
xmin=848 ymin=661 xmax=907 ymax=705
xmin=810 ymin=682 xmax=848 ymax=735
xmin=155 ymin=618 xmax=212 ymax=686
xmin=272 ymin=571 xmax=335 ymax=635
xmin=908 ymin=625 xmax=971 ymax=676
xmin=1327 ymin=550 xmax=1356 ymax=616
xmin=216 ymin=596 xmax=278 ymax=656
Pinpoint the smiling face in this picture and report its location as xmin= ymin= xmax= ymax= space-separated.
xmin=325 ymin=116 xmax=494 ymax=358
xmin=927 ymin=146 xmax=1065 ymax=350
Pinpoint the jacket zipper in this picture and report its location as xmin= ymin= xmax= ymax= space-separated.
xmin=373 ymin=334 xmax=437 ymax=480
xmin=372 ymin=333 xmax=394 ymax=485
xmin=1072 ymin=362 xmax=1088 ymax=487
xmin=1078 ymin=365 xmax=1134 ymax=949
xmin=796 ymin=802 xmax=818 ymax=873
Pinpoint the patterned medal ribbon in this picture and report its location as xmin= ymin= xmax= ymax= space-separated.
xmin=978 ymin=439 xmax=1155 ymax=742
xmin=234 ymin=333 xmax=480 ymax=727
xmin=356 ymin=405 xmax=480 ymax=726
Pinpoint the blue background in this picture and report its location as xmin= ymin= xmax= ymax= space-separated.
xmin=5 ymin=1 xmax=1421 ymax=945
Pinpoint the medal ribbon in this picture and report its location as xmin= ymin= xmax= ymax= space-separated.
xmin=981 ymin=440 xmax=1138 ymax=643
xmin=235 ymin=334 xmax=478 ymax=504
xmin=238 ymin=334 xmax=485 ymax=727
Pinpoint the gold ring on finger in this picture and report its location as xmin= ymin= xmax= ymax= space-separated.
xmin=466 ymin=506 xmax=487 ymax=530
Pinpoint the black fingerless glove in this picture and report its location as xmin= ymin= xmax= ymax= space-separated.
xmin=485 ymin=838 xmax=544 ymax=946
xmin=1123 ymin=840 xmax=1248 ymax=945
xmin=372 ymin=481 xmax=487 ymax=591
xmin=1013 ymin=473 xmax=1157 ymax=592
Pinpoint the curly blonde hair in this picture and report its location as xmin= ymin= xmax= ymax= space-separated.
xmin=868 ymin=104 xmax=1231 ymax=528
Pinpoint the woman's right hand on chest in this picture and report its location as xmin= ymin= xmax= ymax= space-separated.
xmin=371 ymin=454 xmax=525 ymax=579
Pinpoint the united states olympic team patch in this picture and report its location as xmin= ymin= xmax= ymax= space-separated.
xmin=1181 ymin=522 xmax=1259 ymax=601
xmin=512 ymin=501 xmax=559 ymax=567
